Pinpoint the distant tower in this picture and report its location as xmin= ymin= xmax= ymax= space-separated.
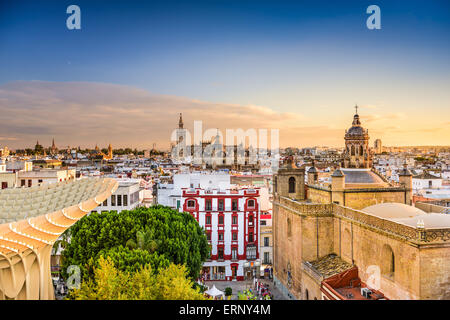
xmin=51 ymin=138 xmax=57 ymax=155
xmin=374 ymin=139 xmax=382 ymax=154
xmin=398 ymin=163 xmax=413 ymax=205
xmin=175 ymin=113 xmax=187 ymax=159
xmin=342 ymin=106 xmax=372 ymax=168
xmin=107 ymin=143 xmax=113 ymax=159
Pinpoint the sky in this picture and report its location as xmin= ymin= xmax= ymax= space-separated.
xmin=0 ymin=0 xmax=449 ymax=149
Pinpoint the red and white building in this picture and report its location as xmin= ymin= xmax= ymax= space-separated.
xmin=157 ymin=172 xmax=260 ymax=281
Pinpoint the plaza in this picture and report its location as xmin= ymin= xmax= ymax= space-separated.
xmin=204 ymin=278 xmax=287 ymax=300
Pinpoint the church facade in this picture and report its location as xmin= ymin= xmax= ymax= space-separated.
xmin=272 ymin=109 xmax=450 ymax=300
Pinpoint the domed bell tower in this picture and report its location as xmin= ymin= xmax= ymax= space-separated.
xmin=343 ymin=106 xmax=372 ymax=168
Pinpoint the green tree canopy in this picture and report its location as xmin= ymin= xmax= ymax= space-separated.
xmin=68 ymin=256 xmax=206 ymax=300
xmin=61 ymin=206 xmax=209 ymax=281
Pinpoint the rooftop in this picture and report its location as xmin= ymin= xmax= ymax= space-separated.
xmin=306 ymin=253 xmax=353 ymax=279
xmin=362 ymin=203 xmax=450 ymax=229
xmin=341 ymin=168 xmax=388 ymax=186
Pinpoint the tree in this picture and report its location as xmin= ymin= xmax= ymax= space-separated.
xmin=126 ymin=229 xmax=160 ymax=253
xmin=225 ymin=287 xmax=233 ymax=297
xmin=61 ymin=206 xmax=209 ymax=281
xmin=68 ymin=256 xmax=206 ymax=300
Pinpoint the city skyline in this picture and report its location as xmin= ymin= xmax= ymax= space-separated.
xmin=0 ymin=0 xmax=449 ymax=149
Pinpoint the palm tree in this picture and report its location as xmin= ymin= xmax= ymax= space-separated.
xmin=126 ymin=229 xmax=160 ymax=253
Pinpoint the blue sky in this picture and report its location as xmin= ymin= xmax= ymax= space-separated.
xmin=0 ymin=0 xmax=449 ymax=148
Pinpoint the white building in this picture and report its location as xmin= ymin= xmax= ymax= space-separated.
xmin=17 ymin=168 xmax=75 ymax=188
xmin=158 ymin=172 xmax=261 ymax=281
xmin=94 ymin=179 xmax=141 ymax=213
xmin=412 ymin=172 xmax=443 ymax=191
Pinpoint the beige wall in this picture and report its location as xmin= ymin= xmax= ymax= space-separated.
xmin=0 ymin=172 xmax=17 ymax=188
xmin=273 ymin=196 xmax=450 ymax=300
xmin=419 ymin=246 xmax=450 ymax=299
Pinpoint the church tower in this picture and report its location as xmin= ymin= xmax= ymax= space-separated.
xmin=50 ymin=138 xmax=57 ymax=155
xmin=273 ymin=156 xmax=305 ymax=200
xmin=343 ymin=106 xmax=372 ymax=168
xmin=107 ymin=143 xmax=113 ymax=160
xmin=175 ymin=113 xmax=187 ymax=159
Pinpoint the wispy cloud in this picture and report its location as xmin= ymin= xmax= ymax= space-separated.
xmin=0 ymin=81 xmax=313 ymax=149
xmin=1 ymin=81 xmax=447 ymax=149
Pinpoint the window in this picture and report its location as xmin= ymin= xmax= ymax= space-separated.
xmin=38 ymin=179 xmax=43 ymax=184
xmin=206 ymin=232 xmax=211 ymax=241
xmin=249 ymin=232 xmax=254 ymax=243
xmin=232 ymin=215 xmax=238 ymax=225
xmin=232 ymin=247 xmax=237 ymax=260
xmin=21 ymin=179 xmax=25 ymax=187
xmin=103 ymin=199 xmax=108 ymax=206
xmin=232 ymin=232 xmax=238 ymax=241
xmin=187 ymin=200 xmax=195 ymax=208
xmin=248 ymin=199 xmax=255 ymax=208
xmin=232 ymin=199 xmax=238 ymax=211
xmin=28 ymin=179 xmax=32 ymax=187
xmin=218 ymin=199 xmax=224 ymax=211
xmin=1 ymin=182 xmax=7 ymax=189
xmin=305 ymin=289 xmax=309 ymax=300
xmin=218 ymin=247 xmax=224 ymax=260
xmin=206 ymin=215 xmax=211 ymax=225
xmin=218 ymin=232 xmax=224 ymax=241
xmin=117 ymin=195 xmax=122 ymax=206
xmin=205 ymin=199 xmax=212 ymax=211
xmin=123 ymin=195 xmax=128 ymax=206
xmin=264 ymin=237 xmax=269 ymax=247
xmin=111 ymin=195 xmax=116 ymax=206
xmin=218 ymin=215 xmax=224 ymax=225
xmin=261 ymin=220 xmax=267 ymax=225
xmin=246 ymin=245 xmax=256 ymax=260
xmin=288 ymin=177 xmax=296 ymax=193
xmin=264 ymin=252 xmax=270 ymax=264
xmin=249 ymin=215 xmax=253 ymax=223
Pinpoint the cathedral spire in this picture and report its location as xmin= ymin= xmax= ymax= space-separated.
xmin=178 ymin=113 xmax=184 ymax=129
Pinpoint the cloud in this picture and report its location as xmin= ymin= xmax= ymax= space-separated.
xmin=0 ymin=81 xmax=320 ymax=149
xmin=0 ymin=81 xmax=447 ymax=149
xmin=361 ymin=112 xmax=406 ymax=123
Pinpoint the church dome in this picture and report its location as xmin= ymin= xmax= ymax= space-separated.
xmin=362 ymin=203 xmax=425 ymax=219
xmin=345 ymin=112 xmax=367 ymax=137
xmin=347 ymin=125 xmax=365 ymax=136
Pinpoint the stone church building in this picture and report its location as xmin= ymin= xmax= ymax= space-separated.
xmin=273 ymin=109 xmax=450 ymax=300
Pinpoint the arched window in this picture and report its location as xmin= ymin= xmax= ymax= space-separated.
xmin=187 ymin=200 xmax=195 ymax=208
xmin=288 ymin=177 xmax=296 ymax=193
xmin=305 ymin=289 xmax=309 ymax=300
xmin=351 ymin=145 xmax=355 ymax=156
xmin=381 ymin=244 xmax=395 ymax=279
xmin=247 ymin=199 xmax=255 ymax=208
xmin=360 ymin=145 xmax=364 ymax=155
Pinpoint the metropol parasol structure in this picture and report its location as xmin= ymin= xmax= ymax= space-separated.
xmin=0 ymin=177 xmax=118 ymax=299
